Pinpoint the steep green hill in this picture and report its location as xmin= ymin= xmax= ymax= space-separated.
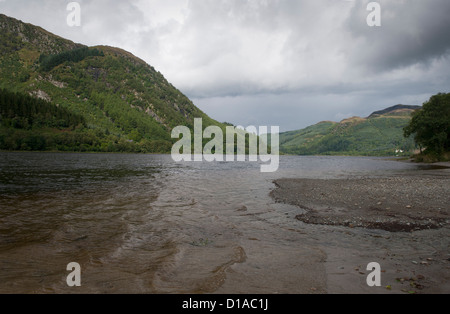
xmin=0 ymin=14 xmax=223 ymax=153
xmin=280 ymin=105 xmax=420 ymax=156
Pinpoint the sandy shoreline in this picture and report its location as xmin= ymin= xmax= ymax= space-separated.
xmin=270 ymin=170 xmax=450 ymax=294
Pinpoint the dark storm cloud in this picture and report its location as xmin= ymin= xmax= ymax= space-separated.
xmin=1 ymin=0 xmax=449 ymax=130
xmin=346 ymin=0 xmax=450 ymax=72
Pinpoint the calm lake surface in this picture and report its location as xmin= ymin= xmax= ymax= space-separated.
xmin=0 ymin=152 xmax=446 ymax=293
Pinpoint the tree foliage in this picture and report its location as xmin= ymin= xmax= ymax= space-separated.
xmin=0 ymin=88 xmax=86 ymax=129
xmin=0 ymin=89 xmax=175 ymax=153
xmin=404 ymin=93 xmax=450 ymax=154
xmin=39 ymin=47 xmax=104 ymax=72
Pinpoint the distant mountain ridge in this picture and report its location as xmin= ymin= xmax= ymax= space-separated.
xmin=0 ymin=14 xmax=223 ymax=152
xmin=280 ymin=105 xmax=420 ymax=156
xmin=368 ymin=105 xmax=422 ymax=118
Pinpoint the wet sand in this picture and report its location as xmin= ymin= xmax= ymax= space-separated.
xmin=270 ymin=168 xmax=450 ymax=294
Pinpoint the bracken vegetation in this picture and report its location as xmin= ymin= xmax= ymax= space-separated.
xmin=280 ymin=106 xmax=419 ymax=157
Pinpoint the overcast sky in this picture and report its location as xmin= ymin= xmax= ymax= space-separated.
xmin=1 ymin=0 xmax=449 ymax=131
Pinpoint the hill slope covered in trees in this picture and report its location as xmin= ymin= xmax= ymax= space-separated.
xmin=0 ymin=14 xmax=223 ymax=153
xmin=280 ymin=105 xmax=420 ymax=156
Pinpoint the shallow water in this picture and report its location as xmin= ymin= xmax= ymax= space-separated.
xmin=0 ymin=153 xmax=448 ymax=293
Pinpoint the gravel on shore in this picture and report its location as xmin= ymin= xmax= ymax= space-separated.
xmin=270 ymin=176 xmax=450 ymax=232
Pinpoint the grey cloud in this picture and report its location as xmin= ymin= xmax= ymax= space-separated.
xmin=193 ymin=86 xmax=435 ymax=132
xmin=345 ymin=0 xmax=450 ymax=72
xmin=0 ymin=0 xmax=449 ymax=131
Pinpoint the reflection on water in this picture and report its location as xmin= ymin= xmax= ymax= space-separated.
xmin=0 ymin=152 xmax=447 ymax=293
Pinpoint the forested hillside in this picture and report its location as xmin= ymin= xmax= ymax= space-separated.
xmin=0 ymin=14 xmax=224 ymax=153
xmin=280 ymin=106 xmax=419 ymax=156
xmin=0 ymin=88 xmax=168 ymax=152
